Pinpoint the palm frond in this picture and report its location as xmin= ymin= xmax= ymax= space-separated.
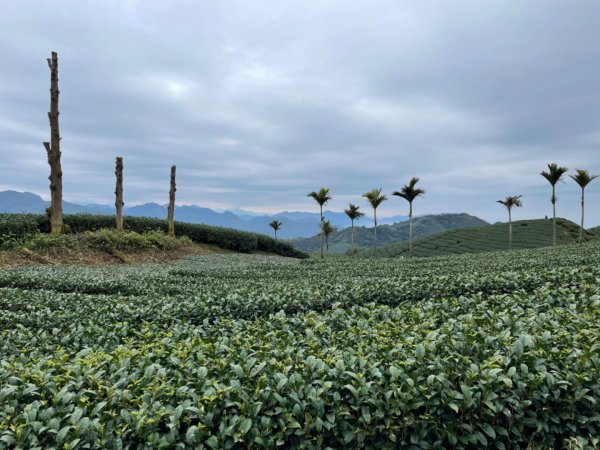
xmin=393 ymin=177 xmax=425 ymax=203
xmin=362 ymin=188 xmax=387 ymax=208
xmin=497 ymin=195 xmax=523 ymax=210
xmin=344 ymin=203 xmax=365 ymax=221
xmin=307 ymin=187 xmax=332 ymax=206
xmin=268 ymin=220 xmax=282 ymax=231
xmin=320 ymin=219 xmax=336 ymax=236
xmin=570 ymin=169 xmax=599 ymax=188
xmin=540 ymin=163 xmax=568 ymax=186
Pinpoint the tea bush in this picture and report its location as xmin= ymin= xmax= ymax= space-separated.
xmin=1 ymin=243 xmax=599 ymax=448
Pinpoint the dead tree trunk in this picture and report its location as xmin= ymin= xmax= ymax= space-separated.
xmin=167 ymin=165 xmax=176 ymax=236
xmin=115 ymin=157 xmax=124 ymax=231
xmin=43 ymin=51 xmax=64 ymax=235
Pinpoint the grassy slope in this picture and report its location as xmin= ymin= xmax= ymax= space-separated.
xmin=291 ymin=213 xmax=488 ymax=253
xmin=363 ymin=217 xmax=599 ymax=258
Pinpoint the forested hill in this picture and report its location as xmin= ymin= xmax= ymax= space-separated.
xmin=291 ymin=213 xmax=489 ymax=253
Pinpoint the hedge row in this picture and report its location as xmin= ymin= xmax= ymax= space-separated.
xmin=0 ymin=213 xmax=308 ymax=258
xmin=0 ymin=214 xmax=42 ymax=246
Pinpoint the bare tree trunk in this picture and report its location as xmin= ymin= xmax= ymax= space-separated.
xmin=167 ymin=165 xmax=176 ymax=237
xmin=408 ymin=202 xmax=413 ymax=257
xmin=43 ymin=51 xmax=64 ymax=235
xmin=579 ymin=188 xmax=584 ymax=244
xmin=552 ymin=184 xmax=556 ymax=247
xmin=115 ymin=157 xmax=124 ymax=231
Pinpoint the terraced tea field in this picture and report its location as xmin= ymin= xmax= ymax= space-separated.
xmin=1 ymin=243 xmax=600 ymax=448
xmin=364 ymin=218 xmax=598 ymax=258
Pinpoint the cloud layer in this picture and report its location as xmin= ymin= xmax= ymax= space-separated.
xmin=1 ymin=0 xmax=599 ymax=225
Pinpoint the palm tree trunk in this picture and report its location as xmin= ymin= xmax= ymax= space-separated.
xmin=508 ymin=207 xmax=512 ymax=249
xmin=373 ymin=208 xmax=377 ymax=247
xmin=320 ymin=205 xmax=324 ymax=259
xmin=579 ymin=187 xmax=584 ymax=244
xmin=408 ymin=202 xmax=413 ymax=257
xmin=552 ymin=184 xmax=556 ymax=247
xmin=351 ymin=221 xmax=355 ymax=247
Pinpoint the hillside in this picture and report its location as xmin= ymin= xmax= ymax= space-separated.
xmin=363 ymin=218 xmax=598 ymax=258
xmin=291 ymin=213 xmax=489 ymax=253
xmin=0 ymin=213 xmax=308 ymax=259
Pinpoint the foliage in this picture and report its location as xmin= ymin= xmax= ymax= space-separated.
xmin=496 ymin=195 xmax=523 ymax=211
xmin=306 ymin=188 xmax=332 ymax=210
xmin=0 ymin=213 xmax=307 ymax=259
xmin=320 ymin=220 xmax=335 ymax=237
xmin=570 ymin=169 xmax=599 ymax=189
xmin=1 ymin=242 xmax=600 ymax=447
xmin=80 ymin=229 xmax=192 ymax=251
xmin=0 ymin=215 xmax=40 ymax=249
xmin=540 ymin=163 xmax=569 ymax=191
xmin=361 ymin=188 xmax=387 ymax=210
xmin=392 ymin=177 xmax=425 ymax=206
xmin=344 ymin=204 xmax=365 ymax=223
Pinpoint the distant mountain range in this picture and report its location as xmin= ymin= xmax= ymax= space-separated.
xmin=0 ymin=190 xmax=407 ymax=239
xmin=291 ymin=213 xmax=490 ymax=253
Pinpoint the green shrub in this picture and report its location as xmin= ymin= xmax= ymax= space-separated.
xmin=0 ymin=214 xmax=40 ymax=249
xmin=23 ymin=233 xmax=75 ymax=250
xmin=82 ymin=229 xmax=191 ymax=251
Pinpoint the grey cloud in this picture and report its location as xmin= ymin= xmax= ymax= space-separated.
xmin=1 ymin=0 xmax=599 ymax=225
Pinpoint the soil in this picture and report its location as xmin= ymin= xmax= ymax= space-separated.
xmin=0 ymin=244 xmax=229 ymax=269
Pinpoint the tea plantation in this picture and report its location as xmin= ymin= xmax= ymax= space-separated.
xmin=363 ymin=218 xmax=598 ymax=258
xmin=1 ymin=242 xmax=599 ymax=448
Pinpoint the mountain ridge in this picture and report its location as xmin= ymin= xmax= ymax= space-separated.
xmin=0 ymin=190 xmax=407 ymax=239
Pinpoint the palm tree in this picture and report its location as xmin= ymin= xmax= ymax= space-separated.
xmin=541 ymin=163 xmax=568 ymax=247
xmin=392 ymin=177 xmax=425 ymax=257
xmin=321 ymin=220 xmax=335 ymax=252
xmin=362 ymin=188 xmax=387 ymax=247
xmin=496 ymin=195 xmax=523 ymax=249
xmin=570 ymin=169 xmax=598 ymax=244
xmin=307 ymin=187 xmax=332 ymax=258
xmin=269 ymin=220 xmax=282 ymax=240
xmin=344 ymin=203 xmax=365 ymax=248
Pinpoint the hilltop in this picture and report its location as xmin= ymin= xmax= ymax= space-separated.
xmin=291 ymin=213 xmax=488 ymax=253
xmin=362 ymin=218 xmax=598 ymax=258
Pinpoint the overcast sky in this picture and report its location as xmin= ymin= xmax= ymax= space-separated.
xmin=1 ymin=0 xmax=599 ymax=225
